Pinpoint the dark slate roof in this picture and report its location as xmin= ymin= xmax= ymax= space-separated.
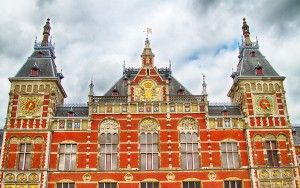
xmin=55 ymin=105 xmax=89 ymax=117
xmin=14 ymin=42 xmax=62 ymax=79
xmin=104 ymin=67 xmax=191 ymax=96
xmin=0 ymin=129 xmax=3 ymax=148
xmin=234 ymin=42 xmax=280 ymax=77
xmin=208 ymin=104 xmax=242 ymax=116
xmin=292 ymin=126 xmax=300 ymax=146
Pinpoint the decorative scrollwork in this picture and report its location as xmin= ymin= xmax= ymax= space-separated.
xmin=283 ymin=169 xmax=293 ymax=178
xmin=166 ymin=172 xmax=175 ymax=181
xmin=83 ymin=173 xmax=91 ymax=182
xmin=259 ymin=170 xmax=269 ymax=179
xmin=4 ymin=173 xmax=15 ymax=182
xmin=100 ymin=119 xmax=119 ymax=134
xmin=28 ymin=173 xmax=39 ymax=182
xmin=208 ymin=171 xmax=216 ymax=181
xmin=16 ymin=173 xmax=27 ymax=182
xmin=140 ymin=118 xmax=159 ymax=132
xmin=124 ymin=173 xmax=133 ymax=181
xmin=179 ymin=117 xmax=198 ymax=132
xmin=272 ymin=169 xmax=281 ymax=178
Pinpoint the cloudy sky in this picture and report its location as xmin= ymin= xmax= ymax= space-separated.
xmin=0 ymin=0 xmax=299 ymax=127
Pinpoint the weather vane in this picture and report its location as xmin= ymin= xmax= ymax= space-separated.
xmin=144 ymin=27 xmax=152 ymax=38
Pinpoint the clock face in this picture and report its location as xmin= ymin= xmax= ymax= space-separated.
xmin=19 ymin=96 xmax=42 ymax=116
xmin=254 ymin=95 xmax=276 ymax=114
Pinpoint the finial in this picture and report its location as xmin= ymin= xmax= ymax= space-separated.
xmin=42 ymin=18 xmax=51 ymax=46
xmin=89 ymin=78 xmax=94 ymax=96
xmin=169 ymin=60 xmax=172 ymax=70
xmin=144 ymin=27 xmax=152 ymax=38
xmin=202 ymin=74 xmax=207 ymax=95
xmin=145 ymin=37 xmax=150 ymax=48
xmin=242 ymin=17 xmax=252 ymax=46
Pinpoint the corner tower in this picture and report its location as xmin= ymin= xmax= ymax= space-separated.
xmin=0 ymin=19 xmax=66 ymax=188
xmin=228 ymin=18 xmax=299 ymax=187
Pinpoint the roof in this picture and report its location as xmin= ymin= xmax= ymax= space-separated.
xmin=234 ymin=42 xmax=280 ymax=77
xmin=55 ymin=105 xmax=89 ymax=117
xmin=292 ymin=126 xmax=300 ymax=146
xmin=208 ymin=104 xmax=242 ymax=116
xmin=104 ymin=67 xmax=192 ymax=96
xmin=14 ymin=42 xmax=62 ymax=79
xmin=0 ymin=129 xmax=3 ymax=148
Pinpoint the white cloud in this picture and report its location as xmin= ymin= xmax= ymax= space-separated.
xmin=0 ymin=0 xmax=300 ymax=127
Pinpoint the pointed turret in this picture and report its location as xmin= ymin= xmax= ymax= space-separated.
xmin=42 ymin=18 xmax=51 ymax=46
xmin=89 ymin=79 xmax=94 ymax=96
xmin=141 ymin=37 xmax=155 ymax=67
xmin=242 ymin=18 xmax=252 ymax=46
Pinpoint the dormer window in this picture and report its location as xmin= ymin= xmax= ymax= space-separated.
xmin=31 ymin=63 xmax=39 ymax=77
xmin=177 ymin=89 xmax=184 ymax=95
xmin=255 ymin=63 xmax=263 ymax=76
xmin=67 ymin=107 xmax=75 ymax=117
xmin=112 ymin=88 xmax=119 ymax=96
xmin=250 ymin=51 xmax=256 ymax=57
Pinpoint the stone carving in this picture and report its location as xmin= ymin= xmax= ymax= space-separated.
xmin=277 ymin=134 xmax=287 ymax=141
xmin=208 ymin=171 xmax=216 ymax=181
xmin=34 ymin=137 xmax=44 ymax=144
xmin=253 ymin=134 xmax=263 ymax=142
xmin=21 ymin=136 xmax=32 ymax=143
xmin=4 ymin=173 xmax=15 ymax=182
xmin=283 ymin=169 xmax=292 ymax=178
xmin=135 ymin=79 xmax=162 ymax=102
xmin=10 ymin=137 xmax=19 ymax=144
xmin=124 ymin=173 xmax=133 ymax=181
xmin=83 ymin=173 xmax=91 ymax=182
xmin=166 ymin=172 xmax=175 ymax=181
xmin=140 ymin=118 xmax=159 ymax=132
xmin=179 ymin=117 xmax=198 ymax=132
xmin=259 ymin=170 xmax=269 ymax=179
xmin=272 ymin=169 xmax=280 ymax=178
xmin=28 ymin=173 xmax=39 ymax=182
xmin=16 ymin=173 xmax=27 ymax=182
xmin=100 ymin=119 xmax=119 ymax=134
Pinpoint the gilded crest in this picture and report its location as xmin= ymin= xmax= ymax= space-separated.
xmin=140 ymin=118 xmax=159 ymax=132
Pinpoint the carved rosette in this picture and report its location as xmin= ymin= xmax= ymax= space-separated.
xmin=166 ymin=172 xmax=175 ymax=181
xmin=179 ymin=117 xmax=198 ymax=133
xmin=83 ymin=173 xmax=92 ymax=182
xmin=140 ymin=118 xmax=159 ymax=133
xmin=208 ymin=171 xmax=216 ymax=181
xmin=100 ymin=119 xmax=119 ymax=134
xmin=124 ymin=173 xmax=133 ymax=181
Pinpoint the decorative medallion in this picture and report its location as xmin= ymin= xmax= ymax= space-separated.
xmin=135 ymin=79 xmax=162 ymax=102
xmin=100 ymin=119 xmax=119 ymax=134
xmin=208 ymin=171 xmax=216 ymax=181
xmin=124 ymin=173 xmax=133 ymax=181
xmin=166 ymin=172 xmax=175 ymax=181
xmin=259 ymin=170 xmax=269 ymax=179
xmin=10 ymin=137 xmax=19 ymax=144
xmin=272 ymin=169 xmax=281 ymax=178
xmin=254 ymin=95 xmax=276 ymax=114
xmin=18 ymin=96 xmax=43 ymax=116
xmin=179 ymin=117 xmax=198 ymax=132
xmin=83 ymin=173 xmax=92 ymax=182
xmin=16 ymin=173 xmax=27 ymax=182
xmin=34 ymin=137 xmax=44 ymax=144
xmin=28 ymin=173 xmax=39 ymax=182
xmin=4 ymin=173 xmax=15 ymax=182
xmin=140 ymin=118 xmax=159 ymax=132
xmin=283 ymin=169 xmax=292 ymax=178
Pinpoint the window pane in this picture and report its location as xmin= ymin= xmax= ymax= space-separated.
xmin=140 ymin=133 xmax=146 ymax=144
xmin=58 ymin=154 xmax=64 ymax=170
xmin=65 ymin=145 xmax=71 ymax=153
xmin=25 ymin=154 xmax=31 ymax=169
xmin=65 ymin=154 xmax=70 ymax=170
xmin=147 ymin=153 xmax=152 ymax=169
xmin=26 ymin=144 xmax=32 ymax=152
xmin=19 ymin=153 xmax=24 ymax=169
xmin=186 ymin=133 xmax=192 ymax=142
xmin=153 ymin=154 xmax=159 ymax=170
xmin=71 ymin=145 xmax=77 ymax=153
xmin=112 ymin=134 xmax=118 ymax=144
xmin=147 ymin=133 xmax=152 ymax=144
xmin=181 ymin=154 xmax=187 ymax=169
xmin=60 ymin=145 xmax=66 ymax=153
xmin=141 ymin=144 xmax=146 ymax=153
xmin=222 ymin=153 xmax=227 ymax=168
xmin=181 ymin=143 xmax=186 ymax=152
xmin=194 ymin=154 xmax=199 ymax=169
xmin=100 ymin=154 xmax=105 ymax=170
xmin=71 ymin=154 xmax=76 ymax=170
xmin=141 ymin=154 xmax=146 ymax=170
xmin=187 ymin=143 xmax=193 ymax=152
xmin=141 ymin=183 xmax=146 ymax=188
xmin=106 ymin=134 xmax=112 ymax=143
xmin=180 ymin=133 xmax=186 ymax=142
xmin=69 ymin=183 xmax=75 ymax=188
xmin=111 ymin=154 xmax=117 ymax=170
xmin=63 ymin=184 xmax=68 ymax=188
xmin=152 ymin=134 xmax=158 ymax=144
xmin=221 ymin=143 xmax=226 ymax=151
xmin=20 ymin=144 xmax=26 ymax=152
xmin=112 ymin=144 xmax=118 ymax=152
xmin=192 ymin=133 xmax=198 ymax=142
xmin=57 ymin=184 xmax=62 ymax=188
xmin=100 ymin=134 xmax=106 ymax=144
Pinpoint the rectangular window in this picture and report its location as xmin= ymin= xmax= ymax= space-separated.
xmin=217 ymin=118 xmax=223 ymax=128
xmin=74 ymin=122 xmax=80 ymax=129
xmin=18 ymin=143 xmax=31 ymax=170
xmin=183 ymin=181 xmax=200 ymax=188
xmin=57 ymin=183 xmax=75 ymax=188
xmin=180 ymin=132 xmax=199 ymax=170
xmin=265 ymin=140 xmax=279 ymax=167
xmin=224 ymin=118 xmax=231 ymax=128
xmin=140 ymin=133 xmax=159 ymax=170
xmin=100 ymin=133 xmax=118 ymax=170
xmin=58 ymin=144 xmax=77 ymax=170
xmin=99 ymin=182 xmax=117 ymax=188
xmin=141 ymin=182 xmax=159 ymax=188
xmin=224 ymin=181 xmax=242 ymax=188
xmin=221 ymin=142 xmax=239 ymax=168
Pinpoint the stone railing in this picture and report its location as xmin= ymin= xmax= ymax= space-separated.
xmin=169 ymin=95 xmax=206 ymax=102
xmin=92 ymin=96 xmax=128 ymax=103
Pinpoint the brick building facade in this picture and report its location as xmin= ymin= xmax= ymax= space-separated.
xmin=0 ymin=18 xmax=299 ymax=188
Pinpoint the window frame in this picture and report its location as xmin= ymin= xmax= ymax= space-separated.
xmin=265 ymin=140 xmax=279 ymax=167
xmin=18 ymin=143 xmax=32 ymax=170
xmin=58 ymin=143 xmax=77 ymax=171
xmin=140 ymin=132 xmax=159 ymax=170
xmin=99 ymin=133 xmax=119 ymax=170
xmin=221 ymin=142 xmax=240 ymax=169
xmin=141 ymin=182 xmax=159 ymax=188
xmin=224 ymin=180 xmax=242 ymax=188
xmin=57 ymin=182 xmax=75 ymax=188
xmin=182 ymin=181 xmax=201 ymax=188
xmin=99 ymin=182 xmax=117 ymax=188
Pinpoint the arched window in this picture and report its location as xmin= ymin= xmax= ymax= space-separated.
xmin=99 ymin=119 xmax=119 ymax=170
xmin=140 ymin=118 xmax=159 ymax=170
xmin=179 ymin=117 xmax=199 ymax=170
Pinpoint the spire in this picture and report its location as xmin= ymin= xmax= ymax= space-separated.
xmin=89 ymin=79 xmax=94 ymax=96
xmin=202 ymin=74 xmax=207 ymax=95
xmin=42 ymin=18 xmax=51 ymax=46
xmin=242 ymin=18 xmax=252 ymax=46
xmin=141 ymin=28 xmax=155 ymax=67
